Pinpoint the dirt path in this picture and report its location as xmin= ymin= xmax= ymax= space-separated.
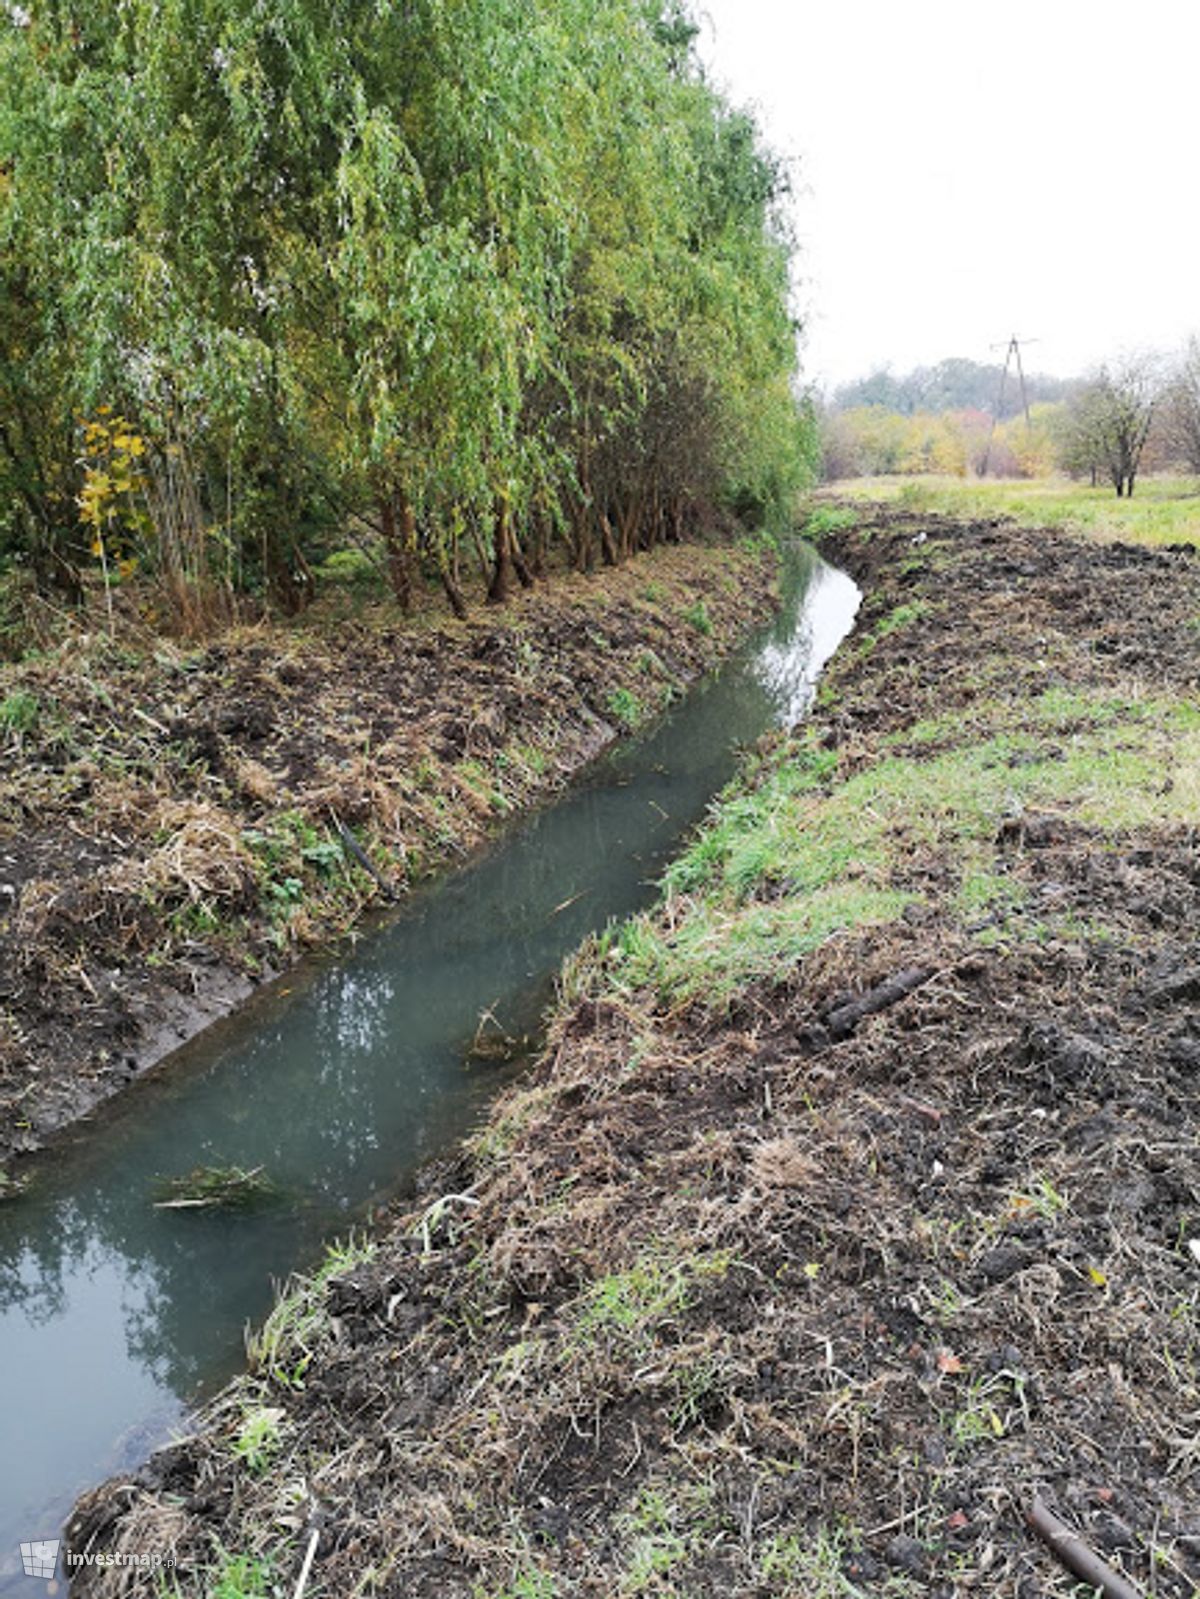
xmin=0 ymin=545 xmax=775 ymax=1167
xmin=69 ymin=509 xmax=1200 ymax=1597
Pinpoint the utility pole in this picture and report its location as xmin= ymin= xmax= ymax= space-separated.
xmin=980 ymin=335 xmax=1038 ymax=476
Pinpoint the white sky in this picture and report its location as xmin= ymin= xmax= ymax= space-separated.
xmin=698 ymin=0 xmax=1200 ymax=391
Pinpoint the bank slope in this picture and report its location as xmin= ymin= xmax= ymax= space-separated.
xmin=72 ymin=509 xmax=1200 ymax=1598
xmin=0 ymin=543 xmax=774 ymax=1166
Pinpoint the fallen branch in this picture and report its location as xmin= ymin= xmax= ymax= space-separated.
xmin=1025 ymin=1496 xmax=1143 ymax=1599
xmin=824 ymin=966 xmax=933 ymax=1040
xmin=331 ymin=813 xmax=397 ymax=901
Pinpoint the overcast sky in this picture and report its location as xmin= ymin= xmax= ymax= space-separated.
xmin=698 ymin=0 xmax=1200 ymax=391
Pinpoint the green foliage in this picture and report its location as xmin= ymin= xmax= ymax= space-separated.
xmin=231 ymin=1406 xmax=285 ymax=1474
xmin=801 ymin=504 xmax=857 ymax=538
xmin=317 ymin=548 xmax=384 ymax=591
xmin=606 ymin=686 xmax=643 ymax=728
xmin=682 ymin=598 xmax=713 ymax=635
xmin=0 ymin=688 xmax=39 ymax=733
xmin=477 ymin=1573 xmax=557 ymax=1599
xmin=208 ymin=1554 xmax=274 ymax=1599
xmin=1061 ymin=358 xmax=1161 ymax=496
xmin=0 ymin=1 xmax=813 ymax=629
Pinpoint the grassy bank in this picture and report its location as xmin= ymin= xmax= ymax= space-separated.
xmin=0 ymin=541 xmax=776 ymax=1165
xmin=822 ymin=472 xmax=1200 ymax=547
xmin=70 ymin=507 xmax=1200 ymax=1597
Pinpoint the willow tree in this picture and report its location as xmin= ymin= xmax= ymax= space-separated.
xmin=1 ymin=0 xmax=816 ymax=624
xmin=0 ymin=0 xmax=358 ymax=614
xmin=537 ymin=0 xmax=700 ymax=569
xmin=0 ymin=5 xmax=113 ymax=592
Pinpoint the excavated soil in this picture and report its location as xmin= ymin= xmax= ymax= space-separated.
xmin=0 ymin=545 xmax=774 ymax=1164
xmin=67 ymin=509 xmax=1200 ymax=1597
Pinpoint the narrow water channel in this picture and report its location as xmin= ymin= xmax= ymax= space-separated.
xmin=0 ymin=545 xmax=858 ymax=1581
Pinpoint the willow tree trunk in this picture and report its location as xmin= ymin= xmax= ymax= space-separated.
xmin=598 ymin=510 xmax=619 ymax=567
xmin=380 ymin=492 xmax=416 ymax=611
xmin=439 ymin=559 xmax=468 ymax=619
xmin=488 ymin=498 xmax=515 ymax=604
xmin=511 ymin=529 xmax=535 ymax=588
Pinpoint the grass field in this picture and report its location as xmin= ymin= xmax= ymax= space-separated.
xmin=819 ymin=472 xmax=1200 ymax=546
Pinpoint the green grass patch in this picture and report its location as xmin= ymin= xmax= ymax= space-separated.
xmin=478 ymin=1576 xmax=557 ymax=1599
xmin=208 ymin=1554 xmax=274 ymax=1599
xmin=606 ymin=686 xmax=643 ymax=728
xmin=825 ymin=473 xmax=1200 ymax=548
xmin=316 ymin=547 xmax=385 ymax=592
xmin=756 ymin=1525 xmax=922 ymax=1596
xmin=0 ymin=688 xmax=40 ymax=733
xmin=569 ymin=1250 xmax=730 ymax=1349
xmin=870 ymin=600 xmax=926 ymax=641
xmin=615 ymin=1485 xmax=700 ymax=1593
xmin=848 ymin=599 xmax=929 ymax=663
xmin=682 ymin=598 xmax=713 ymax=636
xmin=801 ymin=503 xmax=859 ymax=539
xmin=583 ymin=680 xmax=1200 ymax=1006
xmin=247 ymin=1234 xmax=376 ymax=1390
xmin=231 ymin=1405 xmax=286 ymax=1474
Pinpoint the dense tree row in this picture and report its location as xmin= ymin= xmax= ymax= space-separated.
xmin=0 ymin=0 xmax=813 ymax=631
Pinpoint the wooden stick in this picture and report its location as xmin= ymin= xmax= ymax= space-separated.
xmin=825 ymin=966 xmax=932 ymax=1040
xmin=1025 ymin=1497 xmax=1143 ymax=1599
xmin=292 ymin=1526 xmax=320 ymax=1599
xmin=331 ymin=813 xmax=396 ymax=901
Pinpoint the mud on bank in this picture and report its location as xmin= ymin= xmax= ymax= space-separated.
xmin=0 ymin=543 xmax=775 ymax=1165
xmin=71 ymin=509 xmax=1200 ymax=1597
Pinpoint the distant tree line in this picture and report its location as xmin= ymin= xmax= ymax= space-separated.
xmin=821 ymin=344 xmax=1200 ymax=496
xmin=0 ymin=0 xmax=815 ymax=638
xmin=831 ymin=358 xmax=1074 ymax=421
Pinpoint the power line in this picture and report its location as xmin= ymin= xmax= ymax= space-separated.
xmin=981 ymin=334 xmax=1039 ymax=475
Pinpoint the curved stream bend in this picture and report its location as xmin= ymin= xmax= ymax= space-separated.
xmin=0 ymin=545 xmax=859 ymax=1580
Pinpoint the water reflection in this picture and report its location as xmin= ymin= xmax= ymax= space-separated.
xmin=0 ymin=545 xmax=859 ymax=1582
xmin=753 ymin=558 xmax=860 ymax=723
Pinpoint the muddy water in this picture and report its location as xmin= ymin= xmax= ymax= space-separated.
xmin=0 ymin=546 xmax=858 ymax=1582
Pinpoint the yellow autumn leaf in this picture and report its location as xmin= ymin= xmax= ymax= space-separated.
xmin=1087 ymin=1266 xmax=1108 ymax=1288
